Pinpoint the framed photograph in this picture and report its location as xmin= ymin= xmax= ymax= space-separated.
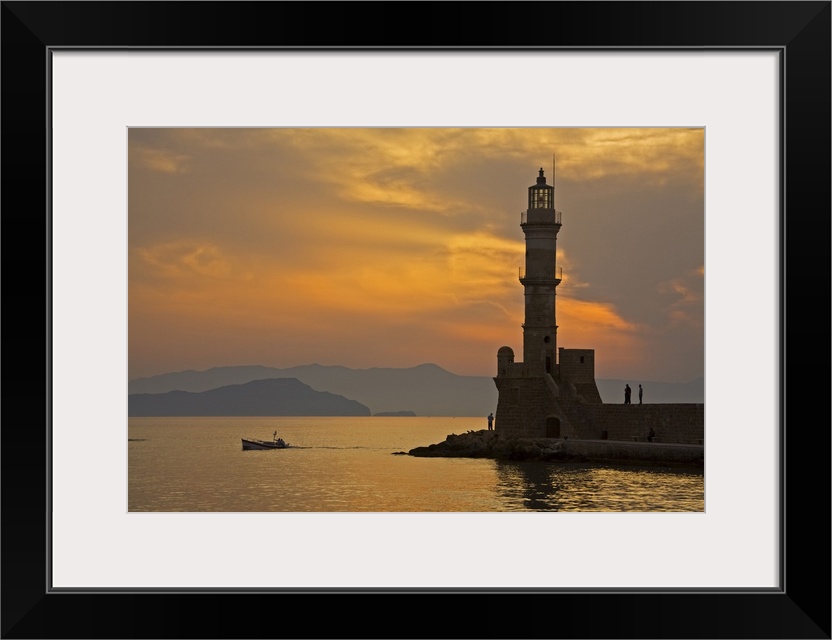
xmin=4 ymin=2 xmax=829 ymax=638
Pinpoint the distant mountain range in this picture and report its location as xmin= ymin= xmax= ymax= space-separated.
xmin=129 ymin=363 xmax=495 ymax=416
xmin=128 ymin=363 xmax=704 ymax=416
xmin=128 ymin=378 xmax=371 ymax=417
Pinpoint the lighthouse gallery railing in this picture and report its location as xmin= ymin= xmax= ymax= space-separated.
xmin=519 ymin=266 xmax=563 ymax=282
xmin=521 ymin=210 xmax=562 ymax=225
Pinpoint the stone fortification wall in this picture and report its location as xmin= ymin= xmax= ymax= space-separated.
xmin=569 ymin=404 xmax=704 ymax=444
xmin=558 ymin=348 xmax=602 ymax=403
xmin=495 ymin=365 xmax=703 ymax=443
xmin=558 ymin=348 xmax=596 ymax=383
xmin=567 ymin=381 xmax=603 ymax=404
xmin=494 ymin=377 xmax=572 ymax=438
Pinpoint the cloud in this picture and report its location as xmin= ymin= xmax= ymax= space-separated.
xmin=131 ymin=144 xmax=191 ymax=174
xmin=267 ymin=128 xmax=703 ymax=215
xmin=555 ymin=128 xmax=705 ymax=183
xmin=128 ymin=127 xmax=704 ymax=381
xmin=135 ymin=240 xmax=231 ymax=279
xmin=658 ymin=265 xmax=704 ymax=328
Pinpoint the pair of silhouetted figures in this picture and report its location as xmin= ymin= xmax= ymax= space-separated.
xmin=624 ymin=384 xmax=644 ymax=404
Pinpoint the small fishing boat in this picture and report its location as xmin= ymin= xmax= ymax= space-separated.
xmin=242 ymin=431 xmax=289 ymax=450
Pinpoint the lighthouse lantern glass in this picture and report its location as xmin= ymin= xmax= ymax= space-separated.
xmin=530 ymin=187 xmax=553 ymax=209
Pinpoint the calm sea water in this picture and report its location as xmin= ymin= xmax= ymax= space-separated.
xmin=128 ymin=416 xmax=704 ymax=512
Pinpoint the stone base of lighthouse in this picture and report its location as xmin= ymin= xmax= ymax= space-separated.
xmin=494 ymin=346 xmax=603 ymax=439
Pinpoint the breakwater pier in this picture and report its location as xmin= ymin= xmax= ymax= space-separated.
xmin=406 ymin=429 xmax=703 ymax=468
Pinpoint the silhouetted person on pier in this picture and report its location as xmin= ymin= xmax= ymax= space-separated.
xmin=638 ymin=384 xmax=643 ymax=404
xmin=647 ymin=427 xmax=655 ymax=443
xmin=487 ymin=413 xmax=494 ymax=430
xmin=624 ymin=384 xmax=631 ymax=404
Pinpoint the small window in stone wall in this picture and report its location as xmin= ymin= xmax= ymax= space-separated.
xmin=580 ymin=356 xmax=585 ymax=364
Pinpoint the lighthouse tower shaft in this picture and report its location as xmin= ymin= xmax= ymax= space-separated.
xmin=493 ymin=166 xmax=602 ymax=438
xmin=520 ymin=168 xmax=562 ymax=375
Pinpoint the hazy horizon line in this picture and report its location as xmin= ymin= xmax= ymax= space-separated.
xmin=129 ymin=361 xmax=704 ymax=386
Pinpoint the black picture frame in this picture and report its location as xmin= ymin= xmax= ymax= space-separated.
xmin=2 ymin=2 xmax=829 ymax=638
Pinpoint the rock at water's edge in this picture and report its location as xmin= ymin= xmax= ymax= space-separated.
xmin=407 ymin=430 xmax=584 ymax=462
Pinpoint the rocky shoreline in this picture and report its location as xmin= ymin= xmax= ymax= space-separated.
xmin=398 ymin=429 xmax=704 ymax=467
xmin=402 ymin=429 xmax=587 ymax=462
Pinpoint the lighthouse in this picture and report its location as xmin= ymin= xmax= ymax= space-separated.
xmin=490 ymin=164 xmax=700 ymax=445
xmin=494 ymin=165 xmax=601 ymax=439
xmin=519 ymin=167 xmax=562 ymax=375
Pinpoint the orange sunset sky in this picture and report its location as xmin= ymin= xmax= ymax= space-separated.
xmin=128 ymin=127 xmax=704 ymax=383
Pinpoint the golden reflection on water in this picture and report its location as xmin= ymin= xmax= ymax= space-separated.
xmin=494 ymin=462 xmax=703 ymax=512
xmin=129 ymin=417 xmax=703 ymax=512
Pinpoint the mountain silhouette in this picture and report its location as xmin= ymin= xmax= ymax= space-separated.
xmin=128 ymin=363 xmax=704 ymax=416
xmin=128 ymin=377 xmax=371 ymax=417
xmin=129 ymin=363 xmax=498 ymax=416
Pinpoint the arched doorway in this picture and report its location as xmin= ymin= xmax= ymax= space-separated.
xmin=545 ymin=416 xmax=560 ymax=438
